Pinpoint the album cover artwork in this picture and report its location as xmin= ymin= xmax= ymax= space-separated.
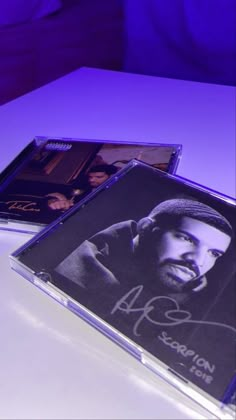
xmin=0 ymin=136 xmax=181 ymax=233
xmin=10 ymin=161 xmax=236 ymax=418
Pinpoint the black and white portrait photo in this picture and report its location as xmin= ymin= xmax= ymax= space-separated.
xmin=55 ymin=197 xmax=233 ymax=305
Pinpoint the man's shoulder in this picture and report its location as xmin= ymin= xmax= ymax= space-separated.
xmin=103 ymin=220 xmax=137 ymax=234
xmin=91 ymin=220 xmax=138 ymax=242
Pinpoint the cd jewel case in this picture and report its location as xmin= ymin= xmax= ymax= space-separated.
xmin=10 ymin=161 xmax=236 ymax=419
xmin=0 ymin=136 xmax=181 ymax=233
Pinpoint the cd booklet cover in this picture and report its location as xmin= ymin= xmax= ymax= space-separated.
xmin=10 ymin=161 xmax=236 ymax=418
xmin=0 ymin=136 xmax=181 ymax=233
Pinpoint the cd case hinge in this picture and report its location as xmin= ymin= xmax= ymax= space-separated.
xmin=33 ymin=277 xmax=68 ymax=307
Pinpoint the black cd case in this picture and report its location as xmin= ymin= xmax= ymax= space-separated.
xmin=10 ymin=160 xmax=236 ymax=419
xmin=0 ymin=136 xmax=182 ymax=233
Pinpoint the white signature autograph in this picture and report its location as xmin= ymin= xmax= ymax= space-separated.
xmin=111 ymin=285 xmax=236 ymax=337
xmin=0 ymin=200 xmax=40 ymax=212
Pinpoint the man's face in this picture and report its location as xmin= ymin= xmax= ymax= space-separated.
xmin=88 ymin=171 xmax=109 ymax=188
xmin=154 ymin=216 xmax=231 ymax=291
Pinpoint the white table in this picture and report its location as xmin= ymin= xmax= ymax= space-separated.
xmin=0 ymin=67 xmax=235 ymax=419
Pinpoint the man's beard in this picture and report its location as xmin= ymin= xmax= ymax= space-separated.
xmin=156 ymin=258 xmax=201 ymax=292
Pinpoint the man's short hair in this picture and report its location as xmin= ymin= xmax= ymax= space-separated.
xmin=88 ymin=164 xmax=118 ymax=176
xmin=148 ymin=198 xmax=233 ymax=237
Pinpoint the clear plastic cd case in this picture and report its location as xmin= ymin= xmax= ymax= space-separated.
xmin=0 ymin=136 xmax=181 ymax=233
xmin=10 ymin=160 xmax=236 ymax=419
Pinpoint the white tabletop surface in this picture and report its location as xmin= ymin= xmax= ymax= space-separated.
xmin=0 ymin=67 xmax=235 ymax=419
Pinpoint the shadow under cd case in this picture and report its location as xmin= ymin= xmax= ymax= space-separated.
xmin=10 ymin=160 xmax=236 ymax=419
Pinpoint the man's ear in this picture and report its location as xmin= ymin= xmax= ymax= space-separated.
xmin=137 ymin=217 xmax=155 ymax=234
xmin=137 ymin=217 xmax=160 ymax=236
